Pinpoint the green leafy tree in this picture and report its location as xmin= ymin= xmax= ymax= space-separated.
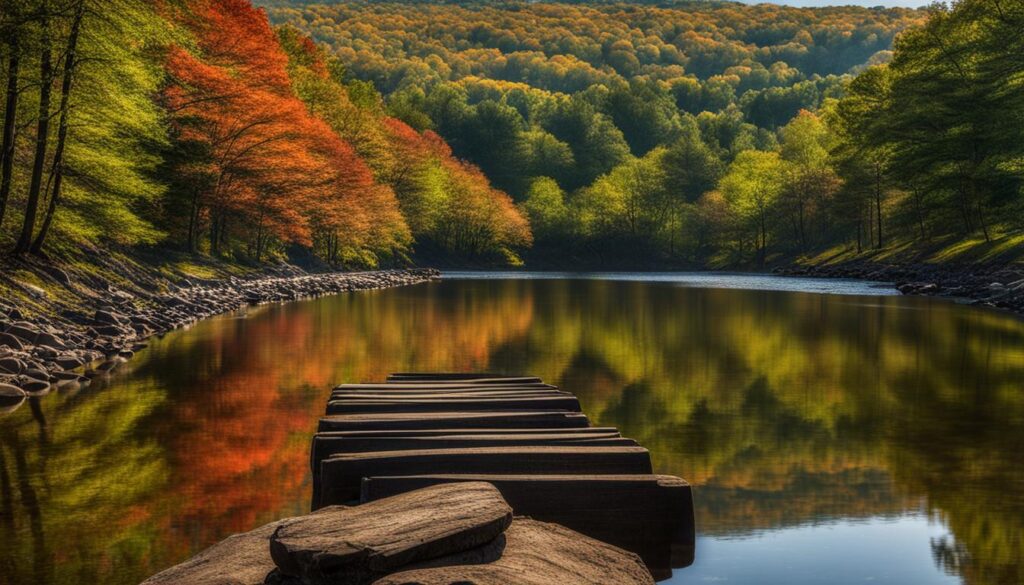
xmin=521 ymin=176 xmax=569 ymax=240
xmin=720 ymin=149 xmax=786 ymax=262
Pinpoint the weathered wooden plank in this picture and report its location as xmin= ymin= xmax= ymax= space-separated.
xmin=371 ymin=518 xmax=655 ymax=585
xmin=317 ymin=411 xmax=589 ymax=433
xmin=271 ymin=483 xmax=512 ymax=585
xmin=325 ymin=395 xmax=582 ymax=415
xmin=311 ymin=435 xmax=635 ymax=472
xmin=316 ymin=446 xmax=652 ymax=508
xmin=361 ymin=474 xmax=695 ymax=576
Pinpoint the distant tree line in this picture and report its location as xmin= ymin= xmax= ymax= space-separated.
xmin=269 ymin=0 xmax=1023 ymax=266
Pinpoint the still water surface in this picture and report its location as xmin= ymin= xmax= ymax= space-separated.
xmin=1 ymin=273 xmax=1022 ymax=585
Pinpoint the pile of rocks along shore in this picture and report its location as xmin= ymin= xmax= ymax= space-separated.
xmin=775 ymin=261 xmax=1024 ymax=315
xmin=0 ymin=268 xmax=440 ymax=409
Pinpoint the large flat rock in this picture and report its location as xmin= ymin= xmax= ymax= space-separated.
xmin=371 ymin=518 xmax=655 ymax=585
xmin=316 ymin=446 xmax=652 ymax=507
xmin=362 ymin=474 xmax=695 ymax=576
xmin=141 ymin=516 xmax=297 ymax=585
xmin=337 ymin=383 xmax=555 ymax=391
xmin=317 ymin=411 xmax=589 ymax=432
xmin=325 ymin=396 xmax=582 ymax=415
xmin=313 ymin=427 xmax=620 ymax=438
xmin=271 ymin=482 xmax=512 ymax=585
xmin=330 ymin=390 xmax=569 ymax=400
xmin=311 ymin=435 xmax=635 ymax=471
xmin=385 ymin=374 xmax=542 ymax=384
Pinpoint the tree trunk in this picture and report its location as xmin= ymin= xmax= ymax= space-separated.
xmin=976 ymin=197 xmax=991 ymax=243
xmin=874 ymin=166 xmax=883 ymax=249
xmin=15 ymin=4 xmax=53 ymax=254
xmin=187 ymin=189 xmax=201 ymax=253
xmin=0 ymin=35 xmax=20 ymax=230
xmin=209 ymin=212 xmax=221 ymax=255
xmin=759 ymin=208 xmax=767 ymax=266
xmin=797 ymin=196 xmax=807 ymax=249
xmin=856 ymin=202 xmax=862 ymax=253
xmin=31 ymin=0 xmax=85 ymax=254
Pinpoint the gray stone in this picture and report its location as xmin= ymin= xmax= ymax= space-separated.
xmin=317 ymin=446 xmax=652 ymax=507
xmin=0 ymin=332 xmax=24 ymax=350
xmin=19 ymin=379 xmax=50 ymax=395
xmin=325 ymin=395 xmax=581 ymax=415
xmin=372 ymin=518 xmax=655 ymax=585
xmin=35 ymin=331 xmax=66 ymax=349
xmin=5 ymin=324 xmax=39 ymax=344
xmin=0 ymin=383 xmax=26 ymax=405
xmin=317 ymin=411 xmax=589 ymax=433
xmin=0 ymin=357 xmax=25 ymax=374
xmin=141 ymin=516 xmax=296 ymax=585
xmin=271 ymin=482 xmax=512 ymax=584
xmin=361 ymin=474 xmax=695 ymax=575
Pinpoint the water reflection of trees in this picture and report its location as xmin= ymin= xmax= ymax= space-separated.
xmin=1 ymin=279 xmax=1021 ymax=584
xmin=508 ymin=280 xmax=1024 ymax=585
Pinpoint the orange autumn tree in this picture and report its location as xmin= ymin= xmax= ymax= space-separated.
xmin=276 ymin=28 xmax=531 ymax=263
xmin=380 ymin=117 xmax=533 ymax=262
xmin=162 ymin=0 xmax=408 ymax=264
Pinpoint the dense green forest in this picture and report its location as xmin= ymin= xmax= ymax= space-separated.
xmin=0 ymin=0 xmax=1021 ymax=268
xmin=266 ymin=0 xmax=1024 ymax=266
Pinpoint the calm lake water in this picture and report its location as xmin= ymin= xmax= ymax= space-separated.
xmin=2 ymin=273 xmax=1023 ymax=585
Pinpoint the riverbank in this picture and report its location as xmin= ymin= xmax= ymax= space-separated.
xmin=775 ymin=260 xmax=1024 ymax=315
xmin=0 ymin=250 xmax=438 ymax=405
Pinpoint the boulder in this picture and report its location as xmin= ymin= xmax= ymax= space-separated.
xmin=372 ymin=519 xmax=654 ymax=585
xmin=317 ymin=411 xmax=589 ymax=433
xmin=385 ymin=374 xmax=542 ymax=384
xmin=0 ymin=332 xmax=24 ymax=350
xmin=316 ymin=446 xmax=652 ymax=507
xmin=141 ymin=516 xmax=296 ymax=585
xmin=361 ymin=474 xmax=695 ymax=573
xmin=271 ymin=482 xmax=512 ymax=585
xmin=55 ymin=355 xmax=84 ymax=370
xmin=93 ymin=309 xmax=124 ymax=326
xmin=35 ymin=331 xmax=66 ymax=349
xmin=19 ymin=378 xmax=50 ymax=395
xmin=325 ymin=396 xmax=581 ymax=415
xmin=312 ymin=435 xmax=634 ymax=471
xmin=0 ymin=383 xmax=27 ymax=405
xmin=5 ymin=324 xmax=39 ymax=344
xmin=0 ymin=357 xmax=25 ymax=374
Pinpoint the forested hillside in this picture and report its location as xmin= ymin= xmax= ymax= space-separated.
xmin=1 ymin=0 xmax=1021 ymax=270
xmin=0 ymin=0 xmax=530 ymax=268
xmin=266 ymin=0 xmax=1024 ymax=267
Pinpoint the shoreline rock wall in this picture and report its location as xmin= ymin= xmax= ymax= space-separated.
xmin=775 ymin=262 xmax=1024 ymax=316
xmin=0 ymin=269 xmax=440 ymax=408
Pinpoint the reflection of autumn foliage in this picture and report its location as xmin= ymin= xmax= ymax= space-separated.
xmin=144 ymin=280 xmax=538 ymax=562
xmin=3 ymin=279 xmax=1023 ymax=585
xmin=518 ymin=281 xmax=1024 ymax=582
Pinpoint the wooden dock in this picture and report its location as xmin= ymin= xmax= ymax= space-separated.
xmin=312 ymin=373 xmax=695 ymax=579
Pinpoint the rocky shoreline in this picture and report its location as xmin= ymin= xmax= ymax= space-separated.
xmin=775 ymin=261 xmax=1024 ymax=316
xmin=0 ymin=268 xmax=440 ymax=409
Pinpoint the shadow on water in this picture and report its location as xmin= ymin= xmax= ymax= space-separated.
xmin=1 ymin=276 xmax=1022 ymax=584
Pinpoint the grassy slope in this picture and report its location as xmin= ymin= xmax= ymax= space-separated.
xmin=0 ymin=233 xmax=281 ymax=320
xmin=795 ymin=232 xmax=1024 ymax=269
